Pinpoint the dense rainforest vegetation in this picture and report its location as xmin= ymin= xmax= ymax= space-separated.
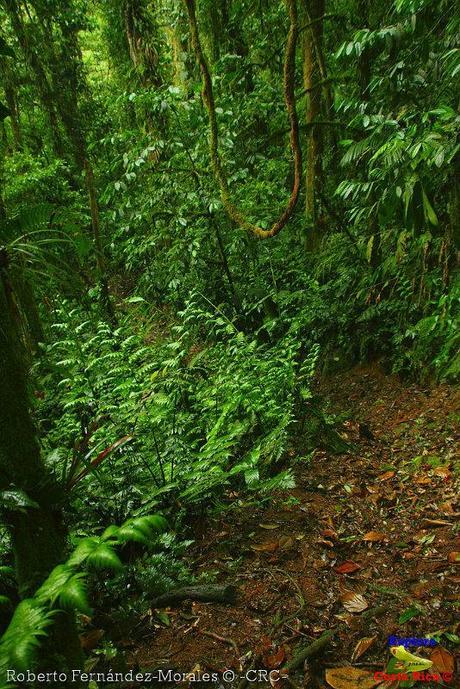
xmin=0 ymin=0 xmax=459 ymax=686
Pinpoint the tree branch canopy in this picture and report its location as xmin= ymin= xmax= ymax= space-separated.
xmin=183 ymin=0 xmax=302 ymax=239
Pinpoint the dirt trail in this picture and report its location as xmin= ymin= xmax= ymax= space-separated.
xmin=130 ymin=365 xmax=459 ymax=685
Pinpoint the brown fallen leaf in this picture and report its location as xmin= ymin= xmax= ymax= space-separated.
xmin=322 ymin=528 xmax=338 ymax=539
xmin=422 ymin=519 xmax=451 ymax=527
xmin=378 ymin=471 xmax=395 ymax=481
xmin=433 ymin=466 xmax=451 ymax=478
xmin=318 ymin=537 xmax=335 ymax=548
xmin=381 ymin=491 xmax=397 ymax=503
xmin=257 ymin=635 xmax=273 ymax=653
xmin=334 ymin=612 xmax=354 ymax=625
xmin=363 ymin=531 xmax=387 ymax=542
xmin=264 ymin=645 xmax=285 ymax=669
xmin=325 ymin=667 xmax=381 ymax=689
xmin=415 ymin=475 xmax=431 ymax=485
xmin=79 ymin=628 xmax=104 ymax=651
xmin=259 ymin=524 xmax=279 ymax=530
xmin=430 ymin=646 xmax=455 ymax=674
xmin=340 ymin=591 xmax=369 ymax=613
xmin=411 ymin=581 xmax=432 ymax=598
xmin=278 ymin=535 xmax=294 ymax=550
xmin=251 ymin=541 xmax=279 ymax=552
xmin=335 ymin=561 xmax=361 ymax=574
xmin=448 ymin=552 xmax=460 ymax=563
xmin=351 ymin=636 xmax=376 ymax=662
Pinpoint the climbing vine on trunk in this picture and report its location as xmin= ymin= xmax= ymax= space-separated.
xmin=183 ymin=0 xmax=302 ymax=239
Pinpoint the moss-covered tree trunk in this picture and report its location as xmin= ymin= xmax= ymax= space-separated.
xmin=301 ymin=0 xmax=325 ymax=248
xmin=0 ymin=251 xmax=82 ymax=673
xmin=5 ymin=0 xmax=116 ymax=326
xmin=2 ymin=64 xmax=22 ymax=150
xmin=357 ymin=0 xmax=371 ymax=101
xmin=3 ymin=0 xmax=65 ymax=158
xmin=450 ymin=151 xmax=460 ymax=255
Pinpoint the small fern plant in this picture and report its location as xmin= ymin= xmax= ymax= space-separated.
xmin=0 ymin=514 xmax=167 ymax=685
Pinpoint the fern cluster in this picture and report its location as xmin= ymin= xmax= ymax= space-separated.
xmin=0 ymin=514 xmax=166 ymax=685
xmin=34 ymin=293 xmax=323 ymax=525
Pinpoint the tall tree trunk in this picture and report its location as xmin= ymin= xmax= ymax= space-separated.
xmin=8 ymin=0 xmax=117 ymax=324
xmin=200 ymin=0 xmax=224 ymax=63
xmin=124 ymin=0 xmax=163 ymax=87
xmin=10 ymin=265 xmax=45 ymax=354
xmin=357 ymin=0 xmax=371 ymax=101
xmin=2 ymin=0 xmax=64 ymax=157
xmin=450 ymin=151 xmax=460 ymax=257
xmin=84 ymin=159 xmax=117 ymax=325
xmin=3 ymin=66 xmax=22 ymax=150
xmin=301 ymin=0 xmax=325 ymax=247
xmin=166 ymin=21 xmax=189 ymax=90
xmin=0 ymin=249 xmax=82 ymax=674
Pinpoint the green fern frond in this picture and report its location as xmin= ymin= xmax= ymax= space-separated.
xmin=132 ymin=515 xmax=168 ymax=535
xmin=101 ymin=524 xmax=120 ymax=540
xmin=86 ymin=543 xmax=122 ymax=571
xmin=35 ymin=565 xmax=74 ymax=605
xmin=67 ymin=537 xmax=101 ymax=568
xmin=58 ymin=573 xmax=91 ymax=615
xmin=108 ymin=514 xmax=167 ymax=545
xmin=341 ymin=136 xmax=373 ymax=166
xmin=0 ymin=599 xmax=54 ymax=671
xmin=0 ymin=596 xmax=11 ymax=609
xmin=116 ymin=525 xmax=149 ymax=544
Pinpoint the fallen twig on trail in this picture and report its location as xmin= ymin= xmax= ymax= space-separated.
xmin=152 ymin=584 xmax=237 ymax=608
xmin=284 ymin=628 xmax=337 ymax=671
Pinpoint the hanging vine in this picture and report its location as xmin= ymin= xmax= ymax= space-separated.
xmin=183 ymin=0 xmax=302 ymax=239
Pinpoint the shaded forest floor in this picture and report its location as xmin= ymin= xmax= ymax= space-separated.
xmin=127 ymin=365 xmax=459 ymax=686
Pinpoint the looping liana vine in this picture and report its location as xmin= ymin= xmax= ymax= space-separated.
xmin=183 ymin=0 xmax=302 ymax=239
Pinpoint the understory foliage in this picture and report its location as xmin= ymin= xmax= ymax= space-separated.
xmin=0 ymin=0 xmax=458 ymax=679
xmin=36 ymin=293 xmax=319 ymax=528
xmin=0 ymin=514 xmax=166 ymax=685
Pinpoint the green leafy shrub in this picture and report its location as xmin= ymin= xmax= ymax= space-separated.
xmin=0 ymin=514 xmax=166 ymax=683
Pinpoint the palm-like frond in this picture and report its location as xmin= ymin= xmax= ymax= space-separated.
xmin=0 ymin=513 xmax=167 ymax=673
xmin=0 ymin=599 xmax=54 ymax=673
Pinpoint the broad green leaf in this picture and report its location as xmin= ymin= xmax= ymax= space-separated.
xmin=390 ymin=645 xmax=433 ymax=672
xmin=398 ymin=605 xmax=423 ymax=623
xmin=422 ymin=189 xmax=438 ymax=226
xmin=0 ymin=489 xmax=39 ymax=511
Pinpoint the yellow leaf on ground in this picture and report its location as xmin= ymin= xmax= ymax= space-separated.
xmin=422 ymin=519 xmax=451 ymax=527
xmin=433 ymin=466 xmax=451 ymax=478
xmin=340 ymin=592 xmax=369 ymax=613
xmin=278 ymin=535 xmax=294 ymax=549
xmin=325 ymin=667 xmax=381 ymax=689
xmin=351 ymin=636 xmax=376 ymax=662
xmin=363 ymin=532 xmax=387 ymax=542
xmin=378 ymin=471 xmax=395 ymax=481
